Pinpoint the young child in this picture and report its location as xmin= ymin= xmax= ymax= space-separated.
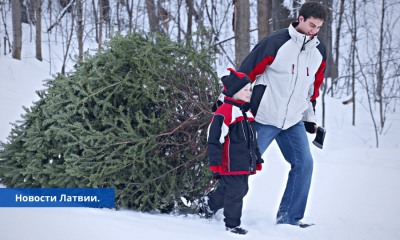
xmin=200 ymin=68 xmax=264 ymax=235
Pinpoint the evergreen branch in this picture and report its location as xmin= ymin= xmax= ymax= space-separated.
xmin=100 ymin=149 xmax=207 ymax=187
xmin=79 ymin=110 xmax=205 ymax=151
xmin=150 ymin=149 xmax=207 ymax=182
xmin=75 ymin=80 xmax=124 ymax=107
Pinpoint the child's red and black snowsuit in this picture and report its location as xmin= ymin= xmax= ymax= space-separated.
xmin=207 ymin=96 xmax=264 ymax=228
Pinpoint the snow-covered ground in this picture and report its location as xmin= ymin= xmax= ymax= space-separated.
xmin=1 ymin=41 xmax=400 ymax=240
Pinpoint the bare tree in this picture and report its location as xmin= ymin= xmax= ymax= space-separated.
xmin=177 ymin=0 xmax=182 ymax=43
xmin=28 ymin=0 xmax=35 ymax=42
xmin=146 ymin=0 xmax=161 ymax=33
xmin=20 ymin=0 xmax=29 ymax=23
xmin=35 ymin=0 xmax=42 ymax=61
xmin=332 ymin=0 xmax=345 ymax=96
xmin=186 ymin=0 xmax=193 ymax=39
xmin=235 ymin=0 xmax=250 ymax=69
xmin=125 ymin=0 xmax=134 ymax=34
xmin=271 ymin=0 xmax=292 ymax=31
xmin=257 ymin=0 xmax=271 ymax=41
xmin=1 ymin=3 xmax=12 ymax=54
xmin=77 ymin=0 xmax=83 ymax=59
xmin=158 ymin=0 xmax=169 ymax=33
xmin=12 ymin=0 xmax=22 ymax=60
xmin=351 ymin=0 xmax=357 ymax=126
xmin=356 ymin=48 xmax=379 ymax=147
xmin=98 ymin=0 xmax=103 ymax=49
xmin=116 ymin=0 xmax=120 ymax=32
xmin=313 ymin=0 xmax=333 ymax=127
xmin=61 ymin=6 xmax=75 ymax=74
xmin=102 ymin=0 xmax=110 ymax=37
xmin=377 ymin=0 xmax=385 ymax=129
xmin=28 ymin=0 xmax=35 ymax=24
xmin=92 ymin=0 xmax=98 ymax=42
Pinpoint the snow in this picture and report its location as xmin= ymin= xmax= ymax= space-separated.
xmin=1 ymin=25 xmax=400 ymax=240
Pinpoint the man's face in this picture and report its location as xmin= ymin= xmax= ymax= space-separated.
xmin=233 ymin=83 xmax=251 ymax=103
xmin=296 ymin=16 xmax=324 ymax=38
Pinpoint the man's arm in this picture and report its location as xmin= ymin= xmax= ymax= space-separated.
xmin=238 ymin=30 xmax=290 ymax=82
xmin=302 ymin=86 xmax=318 ymax=134
xmin=303 ymin=43 xmax=327 ymax=134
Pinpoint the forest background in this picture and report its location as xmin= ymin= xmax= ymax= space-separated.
xmin=1 ymin=0 xmax=400 ymax=146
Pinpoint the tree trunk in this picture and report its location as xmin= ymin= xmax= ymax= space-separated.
xmin=351 ymin=0 xmax=357 ymax=126
xmin=235 ymin=0 xmax=250 ymax=69
xmin=186 ymin=0 xmax=193 ymax=39
xmin=35 ymin=0 xmax=42 ymax=61
xmin=1 ymin=4 xmax=13 ymax=54
xmin=271 ymin=0 xmax=280 ymax=31
xmin=377 ymin=0 xmax=385 ymax=129
xmin=29 ymin=0 xmax=35 ymax=24
xmin=61 ymin=10 xmax=75 ymax=75
xmin=177 ymin=0 xmax=181 ymax=43
xmin=12 ymin=0 xmax=22 ymax=60
xmin=317 ymin=0 xmax=333 ymax=79
xmin=332 ymin=0 xmax=344 ymax=96
xmin=77 ymin=0 xmax=83 ymax=59
xmin=117 ymin=0 xmax=120 ymax=32
xmin=146 ymin=0 xmax=159 ymax=32
xmin=292 ymin=0 xmax=300 ymax=18
xmin=102 ymin=0 xmax=110 ymax=37
xmin=20 ymin=0 xmax=29 ymax=24
xmin=257 ymin=0 xmax=271 ymax=41
xmin=125 ymin=0 xmax=132 ymax=34
xmin=92 ymin=0 xmax=98 ymax=43
xmin=98 ymin=0 xmax=103 ymax=49
xmin=271 ymin=0 xmax=292 ymax=31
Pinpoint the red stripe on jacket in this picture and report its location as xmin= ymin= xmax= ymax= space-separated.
xmin=310 ymin=60 xmax=326 ymax=102
xmin=247 ymin=56 xmax=275 ymax=82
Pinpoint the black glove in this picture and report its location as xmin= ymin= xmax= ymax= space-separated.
xmin=312 ymin=126 xmax=326 ymax=149
xmin=304 ymin=121 xmax=316 ymax=134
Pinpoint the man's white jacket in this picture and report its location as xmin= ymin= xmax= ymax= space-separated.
xmin=238 ymin=22 xmax=327 ymax=130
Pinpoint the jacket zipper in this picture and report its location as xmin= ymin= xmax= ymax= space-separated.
xmin=248 ymin=123 xmax=257 ymax=161
xmin=282 ymin=36 xmax=307 ymax=128
xmin=241 ymin=121 xmax=247 ymax=141
xmin=242 ymin=110 xmax=255 ymax=172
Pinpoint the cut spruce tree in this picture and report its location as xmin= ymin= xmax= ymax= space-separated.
xmin=0 ymin=30 xmax=220 ymax=212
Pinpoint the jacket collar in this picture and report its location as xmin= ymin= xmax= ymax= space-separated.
xmin=288 ymin=22 xmax=320 ymax=51
xmin=224 ymin=97 xmax=250 ymax=111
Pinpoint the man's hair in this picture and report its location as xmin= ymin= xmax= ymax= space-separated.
xmin=299 ymin=2 xmax=327 ymax=22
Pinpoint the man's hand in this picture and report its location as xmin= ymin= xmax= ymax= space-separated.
xmin=304 ymin=121 xmax=317 ymax=134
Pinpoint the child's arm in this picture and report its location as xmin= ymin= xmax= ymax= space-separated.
xmin=255 ymin=133 xmax=264 ymax=171
xmin=207 ymin=113 xmax=229 ymax=172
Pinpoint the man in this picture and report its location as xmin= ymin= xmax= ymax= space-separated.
xmin=237 ymin=2 xmax=328 ymax=228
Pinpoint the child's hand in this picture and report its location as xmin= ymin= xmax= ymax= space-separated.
xmin=256 ymin=163 xmax=262 ymax=171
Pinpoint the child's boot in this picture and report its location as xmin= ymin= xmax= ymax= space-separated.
xmin=198 ymin=196 xmax=214 ymax=219
xmin=226 ymin=226 xmax=248 ymax=235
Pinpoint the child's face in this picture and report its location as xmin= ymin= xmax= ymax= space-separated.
xmin=233 ymin=83 xmax=251 ymax=102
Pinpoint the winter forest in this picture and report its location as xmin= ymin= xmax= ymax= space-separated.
xmin=2 ymin=0 xmax=400 ymax=147
xmin=1 ymin=0 xmax=400 ymax=239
